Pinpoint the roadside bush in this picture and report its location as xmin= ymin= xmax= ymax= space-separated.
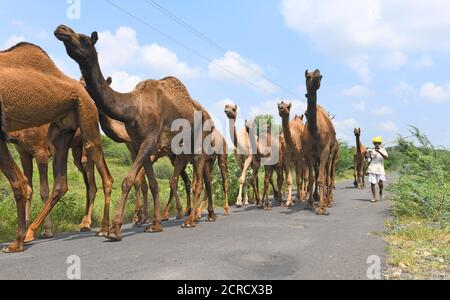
xmin=336 ymin=141 xmax=354 ymax=177
xmin=154 ymin=158 xmax=174 ymax=180
xmin=388 ymin=129 xmax=450 ymax=225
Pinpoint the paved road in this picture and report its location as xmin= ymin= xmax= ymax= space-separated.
xmin=0 ymin=176 xmax=394 ymax=280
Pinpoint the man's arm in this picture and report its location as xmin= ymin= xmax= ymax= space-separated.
xmin=376 ymin=148 xmax=388 ymax=160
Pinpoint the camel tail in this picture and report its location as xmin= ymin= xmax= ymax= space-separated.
xmin=0 ymin=94 xmax=7 ymax=141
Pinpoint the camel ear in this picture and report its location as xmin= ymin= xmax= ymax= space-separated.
xmin=305 ymin=70 xmax=309 ymax=78
xmin=106 ymin=77 xmax=112 ymax=85
xmin=288 ymin=103 xmax=292 ymax=109
xmin=91 ymin=32 xmax=98 ymax=45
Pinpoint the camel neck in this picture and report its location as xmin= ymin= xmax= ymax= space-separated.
xmin=81 ymin=62 xmax=136 ymax=123
xmin=356 ymin=135 xmax=362 ymax=154
xmin=306 ymin=92 xmax=318 ymax=134
xmin=282 ymin=116 xmax=294 ymax=146
xmin=228 ymin=118 xmax=239 ymax=150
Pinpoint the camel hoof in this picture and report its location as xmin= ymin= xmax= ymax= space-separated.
xmin=206 ymin=214 xmax=217 ymax=222
xmin=315 ymin=208 xmax=330 ymax=216
xmin=223 ymin=207 xmax=231 ymax=216
xmin=145 ymin=223 xmax=163 ymax=233
xmin=284 ymin=202 xmax=294 ymax=208
xmin=80 ymin=227 xmax=92 ymax=232
xmin=235 ymin=204 xmax=243 ymax=208
xmin=39 ymin=232 xmax=54 ymax=239
xmin=161 ymin=218 xmax=169 ymax=222
xmin=181 ymin=222 xmax=196 ymax=229
xmin=304 ymin=202 xmax=315 ymax=211
xmin=96 ymin=231 xmax=109 ymax=238
xmin=24 ymin=231 xmax=35 ymax=244
xmin=2 ymin=243 xmax=24 ymax=253
xmin=105 ymin=234 xmax=122 ymax=242
xmin=257 ymin=204 xmax=264 ymax=209
xmin=184 ymin=209 xmax=192 ymax=217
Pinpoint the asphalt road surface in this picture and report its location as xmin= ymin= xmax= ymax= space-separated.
xmin=0 ymin=176 xmax=394 ymax=280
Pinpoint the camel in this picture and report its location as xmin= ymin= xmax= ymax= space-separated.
xmin=256 ymin=121 xmax=284 ymax=210
xmin=7 ymin=125 xmax=100 ymax=237
xmin=353 ymin=128 xmax=367 ymax=189
xmin=301 ymin=70 xmax=338 ymax=215
xmin=0 ymin=42 xmax=113 ymax=252
xmin=278 ymin=102 xmax=307 ymax=206
xmin=224 ymin=104 xmax=260 ymax=207
xmin=55 ymin=25 xmax=211 ymax=240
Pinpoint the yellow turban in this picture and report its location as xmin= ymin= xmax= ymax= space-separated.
xmin=372 ymin=137 xmax=383 ymax=144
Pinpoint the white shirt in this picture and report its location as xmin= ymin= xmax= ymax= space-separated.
xmin=367 ymin=148 xmax=388 ymax=176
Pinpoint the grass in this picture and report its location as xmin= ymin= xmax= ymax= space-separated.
xmin=384 ymin=218 xmax=449 ymax=280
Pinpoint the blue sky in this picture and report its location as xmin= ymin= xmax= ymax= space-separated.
xmin=1 ymin=0 xmax=449 ymax=148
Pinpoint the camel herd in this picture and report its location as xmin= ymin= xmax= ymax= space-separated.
xmin=0 ymin=25 xmax=339 ymax=253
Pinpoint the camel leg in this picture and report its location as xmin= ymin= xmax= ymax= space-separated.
xmin=328 ymin=152 xmax=339 ymax=206
xmin=295 ymin=161 xmax=303 ymax=203
xmin=180 ymin=168 xmax=191 ymax=218
xmin=276 ymin=166 xmax=284 ymax=204
xmin=133 ymin=168 xmax=147 ymax=226
xmin=250 ymin=160 xmax=261 ymax=206
xmin=219 ymin=154 xmax=230 ymax=215
xmin=108 ymin=138 xmax=158 ymax=241
xmin=1 ymin=140 xmax=31 ymax=253
xmin=18 ymin=151 xmax=33 ymax=228
xmin=36 ymin=156 xmax=53 ymax=238
xmin=325 ymin=154 xmax=334 ymax=207
xmin=261 ymin=167 xmax=272 ymax=210
xmin=305 ymin=160 xmax=315 ymax=211
xmin=143 ymin=156 xmax=164 ymax=234
xmin=25 ymin=129 xmax=75 ymax=243
xmin=72 ymin=144 xmax=98 ymax=233
xmin=236 ymin=156 xmax=252 ymax=207
xmin=182 ymin=156 xmax=206 ymax=228
xmin=204 ymin=164 xmax=216 ymax=222
xmin=316 ymin=152 xmax=331 ymax=216
xmin=162 ymin=157 xmax=187 ymax=221
xmin=353 ymin=159 xmax=359 ymax=188
xmin=284 ymin=161 xmax=294 ymax=207
xmin=361 ymin=160 xmax=366 ymax=189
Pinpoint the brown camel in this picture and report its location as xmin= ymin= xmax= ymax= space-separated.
xmin=256 ymin=121 xmax=284 ymax=210
xmin=301 ymin=70 xmax=338 ymax=215
xmin=353 ymin=128 xmax=367 ymax=189
xmin=278 ymin=102 xmax=307 ymax=206
xmin=55 ymin=25 xmax=211 ymax=240
xmin=7 ymin=125 xmax=102 ymax=237
xmin=162 ymin=98 xmax=230 ymax=223
xmin=224 ymin=104 xmax=260 ymax=207
xmin=0 ymin=42 xmax=113 ymax=252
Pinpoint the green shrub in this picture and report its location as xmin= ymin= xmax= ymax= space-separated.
xmin=388 ymin=129 xmax=450 ymax=225
xmin=154 ymin=158 xmax=174 ymax=180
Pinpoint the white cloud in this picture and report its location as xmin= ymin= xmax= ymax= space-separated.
xmin=2 ymin=35 xmax=26 ymax=49
xmin=380 ymin=121 xmax=399 ymax=133
xmin=377 ymin=51 xmax=408 ymax=70
xmin=109 ymin=71 xmax=142 ymax=93
xmin=209 ymin=51 xmax=278 ymax=94
xmin=352 ymin=99 xmax=366 ymax=111
xmin=97 ymin=27 xmax=198 ymax=79
xmin=333 ymin=118 xmax=358 ymax=142
xmin=281 ymin=0 xmax=450 ymax=76
xmin=343 ymin=85 xmax=373 ymax=98
xmin=282 ymin=0 xmax=450 ymax=53
xmin=420 ymin=82 xmax=450 ymax=103
xmin=371 ymin=106 xmax=394 ymax=116
xmin=348 ymin=54 xmax=372 ymax=82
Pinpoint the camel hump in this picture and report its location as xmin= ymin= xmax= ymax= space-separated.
xmin=0 ymin=42 xmax=62 ymax=75
xmin=159 ymin=76 xmax=194 ymax=105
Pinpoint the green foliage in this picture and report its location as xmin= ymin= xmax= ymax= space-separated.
xmin=336 ymin=140 xmax=354 ymax=177
xmin=388 ymin=128 xmax=450 ymax=225
xmin=254 ymin=114 xmax=281 ymax=136
xmin=154 ymin=158 xmax=174 ymax=180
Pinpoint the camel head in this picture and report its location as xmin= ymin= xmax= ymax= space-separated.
xmin=224 ymin=104 xmax=238 ymax=120
xmin=277 ymin=101 xmax=292 ymax=118
xmin=245 ymin=119 xmax=255 ymax=131
xmin=55 ymin=25 xmax=98 ymax=67
xmin=305 ymin=69 xmax=323 ymax=94
xmin=354 ymin=128 xmax=361 ymax=137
